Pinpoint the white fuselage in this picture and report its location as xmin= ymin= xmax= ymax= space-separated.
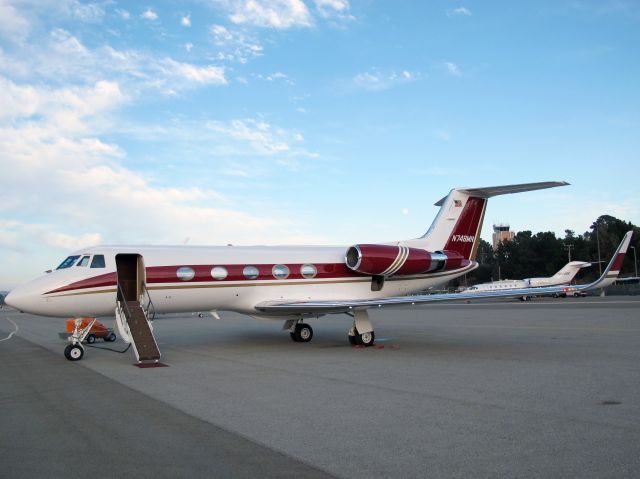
xmin=8 ymin=244 xmax=476 ymax=319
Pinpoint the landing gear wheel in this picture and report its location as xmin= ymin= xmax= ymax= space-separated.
xmin=86 ymin=334 xmax=96 ymax=344
xmin=357 ymin=330 xmax=375 ymax=347
xmin=348 ymin=334 xmax=357 ymax=345
xmin=105 ymin=332 xmax=116 ymax=342
xmin=291 ymin=323 xmax=313 ymax=343
xmin=64 ymin=344 xmax=84 ymax=361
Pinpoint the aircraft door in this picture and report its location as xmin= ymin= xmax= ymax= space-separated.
xmin=115 ymin=254 xmax=146 ymax=303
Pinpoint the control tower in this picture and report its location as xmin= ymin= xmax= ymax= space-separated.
xmin=492 ymin=223 xmax=514 ymax=250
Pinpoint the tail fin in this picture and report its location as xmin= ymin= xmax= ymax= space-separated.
xmin=586 ymin=231 xmax=633 ymax=290
xmin=400 ymin=181 xmax=569 ymax=260
xmin=551 ymin=261 xmax=591 ymax=282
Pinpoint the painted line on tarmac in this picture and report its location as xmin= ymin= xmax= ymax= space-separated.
xmin=0 ymin=317 xmax=19 ymax=342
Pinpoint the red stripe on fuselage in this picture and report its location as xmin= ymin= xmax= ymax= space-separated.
xmin=44 ymin=264 xmax=366 ymax=294
xmin=45 ymin=272 xmax=117 ymax=295
xmin=44 ymin=260 xmax=474 ymax=296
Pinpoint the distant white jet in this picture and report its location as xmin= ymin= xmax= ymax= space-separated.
xmin=465 ymin=261 xmax=592 ymax=296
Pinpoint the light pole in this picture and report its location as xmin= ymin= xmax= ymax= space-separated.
xmin=631 ymin=246 xmax=638 ymax=278
xmin=595 ymin=225 xmax=604 ymax=296
xmin=564 ymin=244 xmax=573 ymax=262
xmin=596 ymin=225 xmax=602 ymax=276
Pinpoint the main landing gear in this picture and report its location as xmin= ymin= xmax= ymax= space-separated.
xmin=284 ymin=310 xmax=376 ymax=347
xmin=347 ymin=309 xmax=375 ymax=347
xmin=288 ymin=321 xmax=314 ymax=342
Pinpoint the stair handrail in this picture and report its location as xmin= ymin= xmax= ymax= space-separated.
xmin=116 ymin=282 xmax=133 ymax=319
xmin=140 ymin=282 xmax=156 ymax=321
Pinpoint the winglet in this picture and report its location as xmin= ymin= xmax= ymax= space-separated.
xmin=585 ymin=230 xmax=633 ymax=290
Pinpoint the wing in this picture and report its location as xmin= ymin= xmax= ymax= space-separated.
xmin=255 ymin=231 xmax=633 ymax=316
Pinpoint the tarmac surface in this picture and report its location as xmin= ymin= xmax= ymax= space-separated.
xmin=1 ymin=296 xmax=639 ymax=478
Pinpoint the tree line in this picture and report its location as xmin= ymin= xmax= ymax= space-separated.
xmin=459 ymin=215 xmax=640 ymax=286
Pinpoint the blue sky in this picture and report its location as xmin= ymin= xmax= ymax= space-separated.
xmin=1 ymin=0 xmax=639 ymax=289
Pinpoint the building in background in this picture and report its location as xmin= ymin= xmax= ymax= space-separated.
xmin=492 ymin=223 xmax=514 ymax=250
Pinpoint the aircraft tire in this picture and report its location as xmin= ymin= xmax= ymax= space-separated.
xmin=64 ymin=344 xmax=84 ymax=361
xmin=289 ymin=332 xmax=299 ymax=342
xmin=348 ymin=334 xmax=357 ymax=346
xmin=357 ymin=330 xmax=375 ymax=347
xmin=86 ymin=334 xmax=96 ymax=344
xmin=105 ymin=332 xmax=116 ymax=342
xmin=293 ymin=323 xmax=313 ymax=343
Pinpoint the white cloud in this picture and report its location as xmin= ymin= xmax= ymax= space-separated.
xmin=352 ymin=69 xmax=419 ymax=91
xmin=185 ymin=42 xmax=194 ymax=52
xmin=116 ymin=9 xmax=131 ymax=20
xmin=161 ymin=58 xmax=227 ymax=85
xmin=448 ymin=6 xmax=472 ymax=16
xmin=209 ymin=24 xmax=263 ymax=63
xmin=314 ymin=0 xmax=354 ymax=21
xmin=141 ymin=8 xmax=158 ymax=21
xmin=45 ymin=232 xmax=102 ymax=250
xmin=255 ymin=71 xmax=295 ymax=84
xmin=0 ymin=0 xmax=30 ymax=41
xmin=445 ymin=62 xmax=461 ymax=76
xmin=181 ymin=14 xmax=191 ymax=27
xmin=0 ymin=29 xmax=228 ymax=94
xmin=228 ymin=0 xmax=312 ymax=29
xmin=70 ymin=1 xmax=104 ymax=22
xmin=207 ymin=119 xmax=291 ymax=154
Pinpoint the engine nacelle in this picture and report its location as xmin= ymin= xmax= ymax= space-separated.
xmin=345 ymin=244 xmax=468 ymax=276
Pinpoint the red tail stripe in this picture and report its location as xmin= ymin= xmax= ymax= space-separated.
xmin=442 ymin=197 xmax=486 ymax=258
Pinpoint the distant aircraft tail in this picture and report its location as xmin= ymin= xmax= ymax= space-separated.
xmin=586 ymin=231 xmax=634 ymax=290
xmin=400 ymin=181 xmax=569 ymax=260
xmin=550 ymin=261 xmax=591 ymax=283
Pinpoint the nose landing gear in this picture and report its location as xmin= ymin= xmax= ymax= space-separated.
xmin=63 ymin=317 xmax=97 ymax=361
xmin=64 ymin=343 xmax=84 ymax=361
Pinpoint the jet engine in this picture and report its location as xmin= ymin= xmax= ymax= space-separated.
xmin=345 ymin=244 xmax=467 ymax=276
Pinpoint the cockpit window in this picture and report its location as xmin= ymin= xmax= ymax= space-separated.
xmin=77 ymin=256 xmax=91 ymax=267
xmin=90 ymin=255 xmax=106 ymax=268
xmin=56 ymin=255 xmax=80 ymax=270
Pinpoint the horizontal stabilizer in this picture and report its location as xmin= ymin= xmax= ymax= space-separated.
xmin=434 ymin=181 xmax=569 ymax=206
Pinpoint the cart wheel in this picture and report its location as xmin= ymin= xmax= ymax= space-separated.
xmin=105 ymin=332 xmax=116 ymax=342
xmin=86 ymin=334 xmax=96 ymax=344
xmin=64 ymin=344 xmax=84 ymax=361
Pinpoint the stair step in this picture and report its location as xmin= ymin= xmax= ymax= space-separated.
xmin=124 ymin=300 xmax=161 ymax=361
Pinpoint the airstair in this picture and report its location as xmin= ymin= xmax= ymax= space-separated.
xmin=115 ymin=286 xmax=160 ymax=363
xmin=114 ymin=254 xmax=161 ymax=364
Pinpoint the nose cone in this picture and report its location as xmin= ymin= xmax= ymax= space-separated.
xmin=4 ymin=278 xmax=52 ymax=315
xmin=5 ymin=285 xmax=31 ymax=313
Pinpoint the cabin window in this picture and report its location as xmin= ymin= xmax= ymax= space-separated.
xmin=272 ymin=264 xmax=290 ymax=280
xmin=243 ymin=266 xmax=259 ymax=280
xmin=56 ymin=255 xmax=80 ymax=269
xmin=77 ymin=256 xmax=91 ymax=267
xmin=300 ymin=264 xmax=317 ymax=279
xmin=211 ymin=266 xmax=228 ymax=280
xmin=90 ymin=255 xmax=106 ymax=268
xmin=176 ymin=266 xmax=195 ymax=281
